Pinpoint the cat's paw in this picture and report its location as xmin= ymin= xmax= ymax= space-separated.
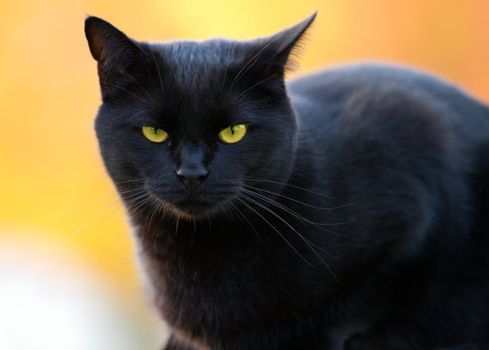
xmin=344 ymin=333 xmax=411 ymax=350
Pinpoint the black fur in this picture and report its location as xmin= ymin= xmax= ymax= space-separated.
xmin=85 ymin=14 xmax=489 ymax=350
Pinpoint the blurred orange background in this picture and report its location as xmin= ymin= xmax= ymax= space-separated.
xmin=1 ymin=0 xmax=489 ymax=346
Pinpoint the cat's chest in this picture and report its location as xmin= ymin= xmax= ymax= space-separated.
xmin=147 ymin=254 xmax=264 ymax=347
xmin=143 ymin=243 xmax=309 ymax=335
xmin=137 ymin=221 xmax=336 ymax=347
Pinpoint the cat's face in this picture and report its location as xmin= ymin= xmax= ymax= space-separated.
xmin=85 ymin=15 xmax=315 ymax=219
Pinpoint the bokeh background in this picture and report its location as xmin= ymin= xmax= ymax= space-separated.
xmin=2 ymin=0 xmax=489 ymax=348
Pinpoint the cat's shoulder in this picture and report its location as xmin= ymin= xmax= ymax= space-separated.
xmin=287 ymin=62 xmax=489 ymax=143
xmin=286 ymin=62 xmax=457 ymax=131
xmin=287 ymin=62 xmax=466 ymax=101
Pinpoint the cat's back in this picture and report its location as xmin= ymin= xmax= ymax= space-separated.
xmin=287 ymin=62 xmax=489 ymax=147
xmin=287 ymin=64 xmax=489 ymax=342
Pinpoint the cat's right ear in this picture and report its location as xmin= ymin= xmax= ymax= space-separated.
xmin=84 ymin=16 xmax=143 ymax=88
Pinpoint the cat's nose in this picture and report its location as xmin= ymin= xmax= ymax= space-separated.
xmin=175 ymin=166 xmax=209 ymax=191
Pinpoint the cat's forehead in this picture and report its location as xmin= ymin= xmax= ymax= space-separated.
xmin=134 ymin=40 xmax=256 ymax=125
xmin=158 ymin=39 xmax=249 ymax=67
xmin=139 ymin=40 xmax=259 ymax=114
xmin=148 ymin=39 xmax=253 ymax=87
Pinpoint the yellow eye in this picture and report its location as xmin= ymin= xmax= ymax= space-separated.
xmin=142 ymin=126 xmax=168 ymax=143
xmin=218 ymin=124 xmax=247 ymax=144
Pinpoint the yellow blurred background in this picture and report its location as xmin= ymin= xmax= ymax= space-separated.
xmin=1 ymin=0 xmax=489 ymax=347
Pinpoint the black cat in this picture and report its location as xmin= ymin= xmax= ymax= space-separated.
xmin=85 ymin=13 xmax=489 ymax=350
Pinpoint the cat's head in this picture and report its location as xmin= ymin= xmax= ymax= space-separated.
xmin=85 ymin=14 xmax=315 ymax=220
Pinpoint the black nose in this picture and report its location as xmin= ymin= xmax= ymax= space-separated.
xmin=175 ymin=167 xmax=209 ymax=191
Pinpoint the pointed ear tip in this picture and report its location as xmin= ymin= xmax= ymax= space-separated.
xmin=84 ymin=16 xmax=113 ymax=33
xmin=283 ymin=12 xmax=316 ymax=36
xmin=84 ymin=16 xmax=100 ymax=34
xmin=85 ymin=15 xmax=99 ymax=26
xmin=84 ymin=16 xmax=110 ymax=59
xmin=284 ymin=11 xmax=316 ymax=39
xmin=303 ymin=11 xmax=318 ymax=26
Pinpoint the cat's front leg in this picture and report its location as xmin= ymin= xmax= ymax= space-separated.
xmin=344 ymin=332 xmax=489 ymax=350
xmin=163 ymin=334 xmax=196 ymax=350
xmin=343 ymin=330 xmax=416 ymax=350
xmin=432 ymin=344 xmax=489 ymax=350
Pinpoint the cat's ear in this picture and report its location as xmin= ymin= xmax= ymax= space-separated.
xmin=84 ymin=16 xmax=144 ymax=88
xmin=84 ymin=16 xmax=141 ymax=62
xmin=262 ymin=12 xmax=316 ymax=73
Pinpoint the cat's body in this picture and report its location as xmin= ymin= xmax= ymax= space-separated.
xmin=287 ymin=64 xmax=489 ymax=348
xmin=85 ymin=15 xmax=489 ymax=350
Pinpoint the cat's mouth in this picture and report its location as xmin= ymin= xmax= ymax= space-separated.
xmin=174 ymin=198 xmax=212 ymax=215
xmin=145 ymin=184 xmax=231 ymax=219
xmin=150 ymin=192 xmax=219 ymax=219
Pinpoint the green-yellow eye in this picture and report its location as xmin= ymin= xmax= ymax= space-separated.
xmin=142 ymin=126 xmax=168 ymax=143
xmin=218 ymin=124 xmax=247 ymax=144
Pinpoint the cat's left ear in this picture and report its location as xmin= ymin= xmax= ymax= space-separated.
xmin=262 ymin=12 xmax=317 ymax=73
xmin=84 ymin=16 xmax=141 ymax=62
xmin=84 ymin=16 xmax=144 ymax=90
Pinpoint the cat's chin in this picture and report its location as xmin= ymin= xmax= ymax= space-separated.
xmin=171 ymin=198 xmax=215 ymax=219
xmin=150 ymin=194 xmax=224 ymax=220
